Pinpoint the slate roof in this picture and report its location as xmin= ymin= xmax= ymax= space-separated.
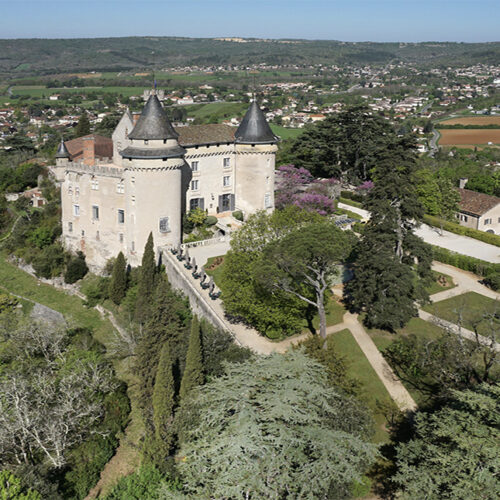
xmin=64 ymin=134 xmax=113 ymax=160
xmin=177 ymin=124 xmax=235 ymax=147
xmin=128 ymin=94 xmax=178 ymax=140
xmin=458 ymin=188 xmax=500 ymax=216
xmin=120 ymin=144 xmax=186 ymax=160
xmin=55 ymin=139 xmax=70 ymax=158
xmin=234 ymin=101 xmax=278 ymax=144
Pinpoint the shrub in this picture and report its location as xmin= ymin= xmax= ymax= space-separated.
xmin=81 ymin=275 xmax=110 ymax=307
xmin=483 ymin=272 xmax=500 ymax=291
xmin=232 ymin=210 xmax=244 ymax=221
xmin=205 ymin=215 xmax=217 ymax=226
xmin=340 ymin=190 xmax=364 ymax=203
xmin=64 ymin=251 xmax=89 ymax=284
xmin=32 ymin=243 xmax=65 ymax=278
xmin=338 ymin=196 xmax=363 ymax=208
xmin=431 ymin=245 xmax=500 ymax=277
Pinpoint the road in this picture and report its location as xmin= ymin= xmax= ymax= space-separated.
xmin=429 ymin=128 xmax=440 ymax=156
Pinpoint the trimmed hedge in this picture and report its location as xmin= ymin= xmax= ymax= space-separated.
xmin=338 ymin=197 xmax=363 ymax=209
xmin=424 ymin=214 xmax=500 ymax=248
xmin=431 ymin=245 xmax=500 ymax=279
xmin=340 ymin=190 xmax=364 ymax=203
xmin=205 ymin=216 xmax=218 ymax=226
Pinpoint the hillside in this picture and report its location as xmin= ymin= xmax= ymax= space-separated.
xmin=1 ymin=37 xmax=499 ymax=78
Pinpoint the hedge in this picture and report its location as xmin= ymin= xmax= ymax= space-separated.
xmin=338 ymin=197 xmax=363 ymax=209
xmin=340 ymin=190 xmax=364 ymax=203
xmin=424 ymin=214 xmax=500 ymax=248
xmin=431 ymin=245 xmax=500 ymax=278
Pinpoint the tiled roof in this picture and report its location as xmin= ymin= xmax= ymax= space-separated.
xmin=65 ymin=134 xmax=113 ymax=160
xmin=458 ymin=188 xmax=500 ymax=216
xmin=177 ymin=124 xmax=236 ymax=147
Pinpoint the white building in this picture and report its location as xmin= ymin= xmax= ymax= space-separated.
xmin=53 ymin=94 xmax=278 ymax=269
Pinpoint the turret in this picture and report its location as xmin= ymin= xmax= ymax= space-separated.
xmin=119 ymin=93 xmax=186 ymax=264
xmin=234 ymin=101 xmax=278 ymax=215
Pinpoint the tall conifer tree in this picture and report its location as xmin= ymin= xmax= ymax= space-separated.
xmin=152 ymin=340 xmax=175 ymax=457
xmin=180 ymin=315 xmax=204 ymax=400
xmin=135 ymin=232 xmax=156 ymax=323
xmin=109 ymin=251 xmax=127 ymax=305
xmin=75 ymin=112 xmax=91 ymax=137
xmin=346 ymin=136 xmax=432 ymax=330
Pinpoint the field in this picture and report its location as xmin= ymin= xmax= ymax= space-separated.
xmin=437 ymin=128 xmax=500 ymax=147
xmin=10 ymin=85 xmax=146 ymax=98
xmin=270 ymin=124 xmax=304 ymax=140
xmin=439 ymin=116 xmax=500 ymax=126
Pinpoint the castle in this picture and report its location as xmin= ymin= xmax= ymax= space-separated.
xmin=54 ymin=95 xmax=278 ymax=269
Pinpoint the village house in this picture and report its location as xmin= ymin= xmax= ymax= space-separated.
xmin=457 ymin=181 xmax=500 ymax=234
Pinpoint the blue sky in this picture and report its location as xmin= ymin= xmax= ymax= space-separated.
xmin=1 ymin=1 xmax=498 ymax=42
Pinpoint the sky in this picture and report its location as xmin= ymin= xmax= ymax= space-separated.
xmin=0 ymin=0 xmax=499 ymax=42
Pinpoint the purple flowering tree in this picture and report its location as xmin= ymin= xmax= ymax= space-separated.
xmin=276 ymin=165 xmax=338 ymax=216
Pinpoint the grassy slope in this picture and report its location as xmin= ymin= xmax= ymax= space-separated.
xmin=423 ymin=291 xmax=500 ymax=336
xmin=270 ymin=124 xmax=304 ymax=140
xmin=330 ymin=329 xmax=393 ymax=443
xmin=0 ymin=253 xmax=142 ymax=495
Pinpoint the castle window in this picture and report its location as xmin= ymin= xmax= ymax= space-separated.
xmin=190 ymin=198 xmax=204 ymax=211
xmin=118 ymin=209 xmax=125 ymax=224
xmin=68 ymin=185 xmax=73 ymax=195
xmin=68 ymin=222 xmax=73 ymax=233
xmin=159 ymin=217 xmax=170 ymax=233
xmin=81 ymin=230 xmax=85 ymax=237
xmin=116 ymin=181 xmax=124 ymax=194
xmin=131 ymin=195 xmax=136 ymax=205
xmin=91 ymin=179 xmax=99 ymax=190
xmin=131 ymin=176 xmax=135 ymax=184
xmin=223 ymin=175 xmax=231 ymax=187
xmin=119 ymin=233 xmax=124 ymax=243
xmin=96 ymin=231 xmax=100 ymax=240
xmin=485 ymin=218 xmax=492 ymax=225
xmin=265 ymin=192 xmax=272 ymax=209
xmin=73 ymin=204 xmax=80 ymax=216
xmin=223 ymin=157 xmax=230 ymax=168
xmin=92 ymin=205 xmax=99 ymax=220
xmin=191 ymin=161 xmax=199 ymax=172
xmin=191 ymin=180 xmax=199 ymax=191
xmin=75 ymin=187 xmax=80 ymax=196
xmin=131 ymin=241 xmax=135 ymax=252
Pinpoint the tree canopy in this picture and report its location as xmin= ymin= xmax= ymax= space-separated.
xmin=393 ymin=384 xmax=500 ymax=500
xmin=173 ymin=350 xmax=376 ymax=499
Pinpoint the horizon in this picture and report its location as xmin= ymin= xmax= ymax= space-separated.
xmin=1 ymin=1 xmax=499 ymax=43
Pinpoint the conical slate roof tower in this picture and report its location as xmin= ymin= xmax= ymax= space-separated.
xmin=55 ymin=138 xmax=70 ymax=159
xmin=235 ymin=101 xmax=278 ymax=144
xmin=128 ymin=93 xmax=178 ymax=140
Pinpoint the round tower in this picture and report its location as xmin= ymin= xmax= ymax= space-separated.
xmin=234 ymin=101 xmax=278 ymax=216
xmin=120 ymin=93 xmax=186 ymax=264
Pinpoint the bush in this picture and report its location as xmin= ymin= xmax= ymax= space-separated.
xmin=232 ymin=210 xmax=244 ymax=221
xmin=431 ymin=245 xmax=500 ymax=278
xmin=81 ymin=275 xmax=110 ymax=307
xmin=32 ymin=243 xmax=65 ymax=278
xmin=205 ymin=215 xmax=218 ymax=226
xmin=424 ymin=214 xmax=500 ymax=248
xmin=483 ymin=272 xmax=500 ymax=291
xmin=64 ymin=251 xmax=89 ymax=284
xmin=340 ymin=190 xmax=364 ymax=203
xmin=338 ymin=196 xmax=363 ymax=208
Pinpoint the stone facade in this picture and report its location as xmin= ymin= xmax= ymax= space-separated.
xmin=54 ymin=96 xmax=278 ymax=270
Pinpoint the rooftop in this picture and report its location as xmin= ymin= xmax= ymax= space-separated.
xmin=458 ymin=188 xmax=500 ymax=216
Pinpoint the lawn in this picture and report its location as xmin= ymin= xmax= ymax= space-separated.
xmin=329 ymin=329 xmax=393 ymax=443
xmin=423 ymin=291 xmax=500 ymax=336
xmin=183 ymin=101 xmax=248 ymax=121
xmin=270 ymin=124 xmax=304 ymax=140
xmin=426 ymin=270 xmax=456 ymax=295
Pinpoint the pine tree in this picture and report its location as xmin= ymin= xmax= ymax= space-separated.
xmin=75 ymin=112 xmax=91 ymax=137
xmin=109 ymin=251 xmax=127 ymax=305
xmin=180 ymin=315 xmax=204 ymax=400
xmin=152 ymin=340 xmax=176 ymax=458
xmin=135 ymin=232 xmax=156 ymax=323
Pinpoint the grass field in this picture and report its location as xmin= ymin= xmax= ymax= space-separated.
xmin=330 ymin=329 xmax=393 ymax=443
xmin=183 ymin=101 xmax=247 ymax=121
xmin=439 ymin=116 xmax=500 ymax=126
xmin=438 ymin=128 xmax=500 ymax=147
xmin=423 ymin=291 xmax=500 ymax=336
xmin=11 ymin=85 xmax=146 ymax=97
xmin=426 ymin=270 xmax=456 ymax=295
xmin=270 ymin=124 xmax=304 ymax=140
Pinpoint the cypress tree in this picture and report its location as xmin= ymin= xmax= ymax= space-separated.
xmin=135 ymin=232 xmax=156 ymax=323
xmin=180 ymin=315 xmax=204 ymax=400
xmin=152 ymin=340 xmax=175 ymax=457
xmin=109 ymin=251 xmax=127 ymax=305
xmin=75 ymin=112 xmax=91 ymax=136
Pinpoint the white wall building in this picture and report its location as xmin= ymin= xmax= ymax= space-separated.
xmin=54 ymin=94 xmax=278 ymax=269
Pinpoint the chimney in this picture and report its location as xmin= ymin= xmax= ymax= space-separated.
xmin=459 ymin=178 xmax=468 ymax=189
xmin=83 ymin=136 xmax=95 ymax=166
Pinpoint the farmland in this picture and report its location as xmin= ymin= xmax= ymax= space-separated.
xmin=437 ymin=128 xmax=500 ymax=147
xmin=438 ymin=116 xmax=500 ymax=126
